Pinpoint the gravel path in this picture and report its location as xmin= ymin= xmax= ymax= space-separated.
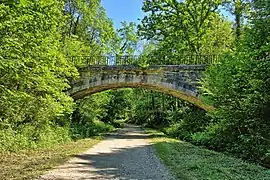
xmin=38 ymin=124 xmax=175 ymax=180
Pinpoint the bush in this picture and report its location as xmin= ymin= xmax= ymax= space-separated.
xmin=70 ymin=120 xmax=115 ymax=140
xmin=163 ymin=110 xmax=211 ymax=141
xmin=163 ymin=123 xmax=192 ymax=141
xmin=201 ymin=54 xmax=270 ymax=167
xmin=0 ymin=119 xmax=116 ymax=152
xmin=0 ymin=123 xmax=71 ymax=152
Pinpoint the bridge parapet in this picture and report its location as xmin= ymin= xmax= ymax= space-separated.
xmin=70 ymin=55 xmax=220 ymax=67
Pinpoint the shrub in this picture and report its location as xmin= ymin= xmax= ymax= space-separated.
xmin=70 ymin=120 xmax=115 ymax=140
xmin=201 ymin=54 xmax=270 ymax=166
xmin=0 ymin=123 xmax=71 ymax=152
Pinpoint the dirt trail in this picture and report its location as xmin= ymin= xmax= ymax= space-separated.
xmin=38 ymin=125 xmax=175 ymax=180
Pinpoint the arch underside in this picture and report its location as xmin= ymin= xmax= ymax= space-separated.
xmin=70 ymin=82 xmax=214 ymax=111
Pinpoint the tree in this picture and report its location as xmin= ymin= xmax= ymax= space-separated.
xmin=200 ymin=14 xmax=234 ymax=54
xmin=201 ymin=0 xmax=270 ymax=166
xmin=99 ymin=90 xmax=132 ymax=124
xmin=242 ymin=0 xmax=270 ymax=57
xmin=116 ymin=22 xmax=139 ymax=56
xmin=138 ymin=0 xmax=223 ymax=54
xmin=0 ymin=0 xmax=76 ymax=127
xmin=223 ymin=0 xmax=251 ymax=42
xmin=63 ymin=0 xmax=116 ymax=65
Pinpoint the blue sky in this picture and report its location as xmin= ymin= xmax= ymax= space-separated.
xmin=101 ymin=0 xmax=144 ymax=29
xmin=101 ymin=0 xmax=233 ymax=29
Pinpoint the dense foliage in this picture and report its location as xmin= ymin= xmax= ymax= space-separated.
xmin=0 ymin=0 xmax=269 ymax=169
xmin=0 ymin=0 xmax=76 ymax=151
xmin=133 ymin=0 xmax=270 ymax=167
xmin=0 ymin=0 xmax=131 ymax=151
xmin=199 ymin=0 xmax=270 ymax=166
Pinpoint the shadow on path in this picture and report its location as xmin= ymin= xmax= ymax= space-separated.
xmin=38 ymin=125 xmax=175 ymax=180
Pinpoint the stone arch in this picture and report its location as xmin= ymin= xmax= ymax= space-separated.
xmin=70 ymin=82 xmax=214 ymax=111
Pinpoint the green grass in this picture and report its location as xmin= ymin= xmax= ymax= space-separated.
xmin=145 ymin=129 xmax=270 ymax=180
xmin=0 ymin=137 xmax=103 ymax=180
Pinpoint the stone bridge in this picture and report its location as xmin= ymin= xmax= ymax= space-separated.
xmin=68 ymin=64 xmax=214 ymax=111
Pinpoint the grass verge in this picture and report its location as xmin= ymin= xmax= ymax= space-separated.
xmin=0 ymin=137 xmax=103 ymax=180
xmin=145 ymin=129 xmax=270 ymax=180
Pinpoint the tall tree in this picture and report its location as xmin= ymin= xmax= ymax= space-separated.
xmin=243 ymin=0 xmax=270 ymax=57
xmin=223 ymin=0 xmax=251 ymax=42
xmin=110 ymin=21 xmax=139 ymax=56
xmin=138 ymin=0 xmax=223 ymax=54
xmin=63 ymin=0 xmax=115 ymax=64
xmin=201 ymin=0 xmax=270 ymax=166
xmin=0 ymin=0 xmax=77 ymax=126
